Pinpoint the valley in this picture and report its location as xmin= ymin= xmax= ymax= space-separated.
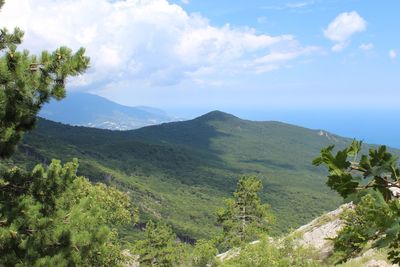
xmin=5 ymin=111 xmax=370 ymax=241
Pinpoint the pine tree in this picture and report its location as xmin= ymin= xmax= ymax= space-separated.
xmin=0 ymin=159 xmax=138 ymax=266
xmin=0 ymin=1 xmax=138 ymax=265
xmin=217 ymin=175 xmax=274 ymax=249
xmin=133 ymin=220 xmax=186 ymax=266
xmin=0 ymin=0 xmax=89 ymax=158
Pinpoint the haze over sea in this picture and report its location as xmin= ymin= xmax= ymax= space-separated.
xmin=166 ymin=108 xmax=400 ymax=149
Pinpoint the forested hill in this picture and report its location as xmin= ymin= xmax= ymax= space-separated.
xmin=7 ymin=110 xmax=391 ymax=240
xmin=132 ymin=110 xmax=347 ymax=170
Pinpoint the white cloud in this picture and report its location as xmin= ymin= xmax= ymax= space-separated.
xmin=0 ymin=0 xmax=317 ymax=90
xmin=324 ymin=11 xmax=367 ymax=42
xmin=262 ymin=1 xmax=315 ymax=10
xmin=389 ymin=49 xmax=397 ymax=59
xmin=253 ymin=46 xmax=318 ymax=64
xmin=250 ymin=44 xmax=319 ymax=74
xmin=324 ymin=11 xmax=367 ymax=52
xmin=181 ymin=0 xmax=189 ymax=4
xmin=359 ymin=43 xmax=374 ymax=51
xmin=257 ymin=16 xmax=267 ymax=24
xmin=285 ymin=1 xmax=314 ymax=9
xmin=331 ymin=42 xmax=348 ymax=52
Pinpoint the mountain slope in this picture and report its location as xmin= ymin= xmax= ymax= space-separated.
xmin=39 ymin=92 xmax=175 ymax=130
xmin=8 ymin=111 xmax=390 ymax=240
xmin=219 ymin=204 xmax=396 ymax=266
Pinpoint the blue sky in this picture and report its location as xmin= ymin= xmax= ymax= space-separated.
xmin=1 ymin=0 xmax=400 ymax=146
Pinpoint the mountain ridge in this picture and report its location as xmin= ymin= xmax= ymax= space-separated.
xmin=39 ymin=92 xmax=175 ymax=130
xmin=9 ymin=110 xmax=395 ymax=240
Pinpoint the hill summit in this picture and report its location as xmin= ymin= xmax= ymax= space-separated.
xmin=15 ymin=111 xmax=360 ymax=239
xmin=195 ymin=110 xmax=240 ymax=122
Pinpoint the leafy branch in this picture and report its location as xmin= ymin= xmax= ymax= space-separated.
xmin=314 ymin=140 xmax=400 ymax=264
xmin=313 ymin=140 xmax=400 ymax=201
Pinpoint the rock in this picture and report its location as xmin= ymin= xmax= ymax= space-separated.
xmin=217 ymin=248 xmax=241 ymax=261
xmin=365 ymin=259 xmax=395 ymax=267
xmin=295 ymin=203 xmax=353 ymax=259
xmin=122 ymin=250 xmax=140 ymax=267
xmin=217 ymin=203 xmax=399 ymax=265
xmin=217 ymin=238 xmax=272 ymax=262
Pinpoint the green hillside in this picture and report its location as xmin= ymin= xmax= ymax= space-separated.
xmin=5 ymin=111 xmax=365 ymax=240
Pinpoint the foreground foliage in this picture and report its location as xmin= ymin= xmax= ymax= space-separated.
xmin=133 ymin=220 xmax=187 ymax=266
xmin=0 ymin=160 xmax=137 ymax=266
xmin=314 ymin=141 xmax=400 ymax=264
xmin=190 ymin=239 xmax=218 ymax=267
xmin=133 ymin=220 xmax=219 ymax=266
xmin=0 ymin=1 xmax=138 ymax=265
xmin=217 ymin=176 xmax=274 ymax=250
xmin=132 ymin=176 xmax=275 ymax=266
xmin=0 ymin=6 xmax=89 ymax=159
xmin=219 ymin=236 xmax=321 ymax=267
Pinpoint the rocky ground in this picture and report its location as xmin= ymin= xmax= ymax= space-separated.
xmin=217 ymin=202 xmax=399 ymax=267
xmin=295 ymin=203 xmax=398 ymax=267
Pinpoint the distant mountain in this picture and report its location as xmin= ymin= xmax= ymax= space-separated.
xmin=39 ymin=92 xmax=175 ymax=130
xmin=9 ymin=110 xmax=398 ymax=241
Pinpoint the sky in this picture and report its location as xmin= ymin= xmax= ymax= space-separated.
xmin=0 ymin=0 xmax=400 ymax=146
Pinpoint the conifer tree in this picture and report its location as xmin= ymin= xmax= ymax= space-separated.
xmin=0 ymin=1 xmax=138 ymax=265
xmin=217 ymin=176 xmax=274 ymax=249
xmin=0 ymin=0 xmax=89 ymax=158
xmin=0 ymin=159 xmax=137 ymax=266
xmin=133 ymin=220 xmax=186 ymax=266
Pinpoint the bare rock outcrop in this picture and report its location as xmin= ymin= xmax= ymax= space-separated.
xmin=365 ymin=259 xmax=395 ymax=267
xmin=294 ymin=203 xmax=353 ymax=259
xmin=217 ymin=203 xmax=398 ymax=266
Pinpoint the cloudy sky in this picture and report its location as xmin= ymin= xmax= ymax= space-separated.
xmin=1 ymin=0 xmax=400 ymax=145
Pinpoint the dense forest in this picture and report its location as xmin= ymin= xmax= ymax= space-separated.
xmin=9 ymin=114 xmax=347 ymax=240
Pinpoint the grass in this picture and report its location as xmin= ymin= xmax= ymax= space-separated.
xmin=336 ymin=249 xmax=390 ymax=267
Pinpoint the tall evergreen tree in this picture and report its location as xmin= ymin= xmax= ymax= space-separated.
xmin=133 ymin=220 xmax=186 ymax=266
xmin=217 ymin=175 xmax=274 ymax=249
xmin=0 ymin=0 xmax=89 ymax=158
xmin=0 ymin=1 xmax=138 ymax=265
